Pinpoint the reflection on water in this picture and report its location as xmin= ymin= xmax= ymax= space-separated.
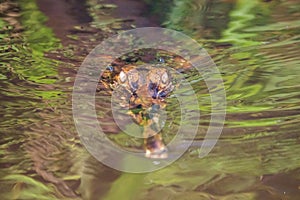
xmin=0 ymin=0 xmax=300 ymax=199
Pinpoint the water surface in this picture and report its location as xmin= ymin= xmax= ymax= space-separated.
xmin=0 ymin=0 xmax=299 ymax=199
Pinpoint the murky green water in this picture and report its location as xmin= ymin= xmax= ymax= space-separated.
xmin=1 ymin=0 xmax=299 ymax=199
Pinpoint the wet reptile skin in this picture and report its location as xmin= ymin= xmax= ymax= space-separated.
xmin=101 ymin=64 xmax=175 ymax=158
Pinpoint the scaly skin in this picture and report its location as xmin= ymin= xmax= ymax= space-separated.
xmin=101 ymin=64 xmax=174 ymax=158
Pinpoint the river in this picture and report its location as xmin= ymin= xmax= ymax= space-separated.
xmin=0 ymin=0 xmax=299 ymax=199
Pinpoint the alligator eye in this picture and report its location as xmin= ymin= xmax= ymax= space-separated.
xmin=119 ymin=71 xmax=127 ymax=83
xmin=161 ymin=72 xmax=169 ymax=84
xmin=158 ymin=57 xmax=165 ymax=63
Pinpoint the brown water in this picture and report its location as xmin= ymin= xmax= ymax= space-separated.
xmin=0 ymin=0 xmax=299 ymax=199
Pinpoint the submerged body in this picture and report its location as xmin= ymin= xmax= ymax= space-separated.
xmin=101 ymin=64 xmax=175 ymax=158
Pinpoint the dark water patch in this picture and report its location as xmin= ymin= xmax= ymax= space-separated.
xmin=88 ymin=0 xmax=160 ymax=30
xmin=37 ymin=0 xmax=92 ymax=45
